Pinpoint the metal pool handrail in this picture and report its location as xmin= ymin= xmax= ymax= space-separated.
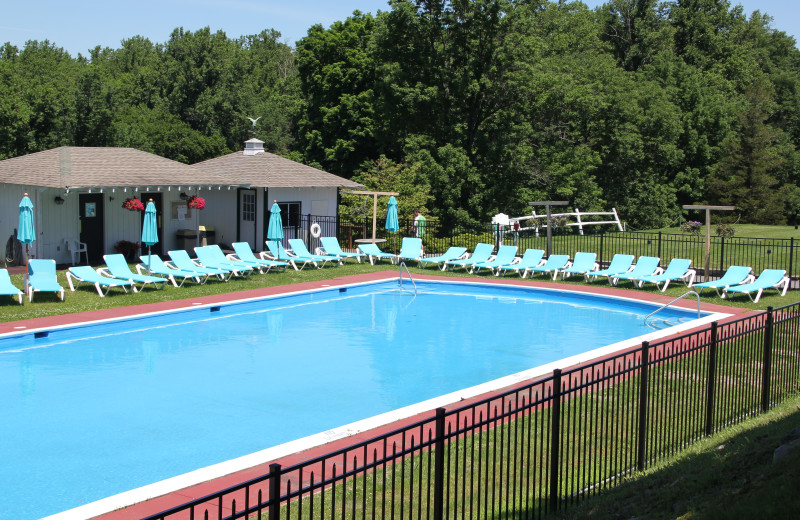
xmin=644 ymin=290 xmax=701 ymax=326
xmin=399 ymin=262 xmax=417 ymax=296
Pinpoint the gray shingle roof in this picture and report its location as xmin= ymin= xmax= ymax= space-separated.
xmin=0 ymin=147 xmax=238 ymax=189
xmin=193 ymin=150 xmax=362 ymax=189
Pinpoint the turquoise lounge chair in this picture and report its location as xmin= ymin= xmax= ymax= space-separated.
xmin=102 ymin=254 xmax=168 ymax=290
xmin=635 ymin=258 xmax=696 ymax=292
xmin=138 ymin=254 xmax=209 ymax=287
xmin=585 ymin=254 xmax=635 ymax=283
xmin=229 ymin=242 xmax=288 ymax=273
xmin=418 ymin=247 xmax=467 ymax=269
xmin=27 ymin=259 xmax=64 ymax=302
xmin=0 ymin=269 xmax=23 ymax=304
xmin=524 ymin=254 xmax=570 ymax=280
xmin=319 ymin=237 xmax=365 ymax=263
xmin=67 ymin=266 xmax=135 ymax=296
xmin=195 ymin=246 xmax=253 ymax=277
xmin=560 ymin=252 xmax=598 ymax=280
xmin=444 ymin=243 xmax=494 ymax=271
xmin=168 ymin=250 xmax=232 ymax=281
xmin=265 ymin=240 xmax=311 ymax=270
xmin=396 ymin=237 xmax=424 ymax=263
xmin=693 ymin=265 xmax=753 ymax=297
xmin=496 ymin=249 xmax=545 ymax=277
xmin=610 ymin=256 xmax=660 ymax=286
xmin=722 ymin=269 xmax=790 ymax=303
xmin=472 ymin=245 xmax=518 ymax=275
xmin=288 ymin=239 xmax=340 ymax=267
xmin=358 ymin=243 xmax=396 ymax=265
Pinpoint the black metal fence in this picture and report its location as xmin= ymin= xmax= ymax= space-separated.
xmin=288 ymin=215 xmax=799 ymax=287
xmin=143 ymin=301 xmax=800 ymax=520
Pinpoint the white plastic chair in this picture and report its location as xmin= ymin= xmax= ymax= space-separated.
xmin=65 ymin=238 xmax=88 ymax=265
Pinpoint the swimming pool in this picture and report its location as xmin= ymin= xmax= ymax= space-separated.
xmin=0 ymin=278 xmax=723 ymax=519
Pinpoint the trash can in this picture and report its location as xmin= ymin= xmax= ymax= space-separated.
xmin=198 ymin=225 xmax=215 ymax=246
xmin=176 ymin=229 xmax=197 ymax=250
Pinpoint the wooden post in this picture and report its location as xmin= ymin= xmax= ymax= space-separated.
xmin=682 ymin=205 xmax=735 ymax=282
xmin=345 ymin=190 xmax=399 ymax=243
xmin=529 ymin=201 xmax=569 ymax=256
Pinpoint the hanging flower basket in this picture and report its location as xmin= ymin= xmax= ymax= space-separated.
xmin=123 ymin=198 xmax=145 ymax=211
xmin=114 ymin=240 xmax=140 ymax=260
xmin=188 ymin=196 xmax=206 ymax=210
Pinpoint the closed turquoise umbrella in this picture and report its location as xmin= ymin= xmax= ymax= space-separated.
xmin=141 ymin=200 xmax=158 ymax=269
xmin=267 ymin=200 xmax=284 ymax=246
xmin=385 ymin=196 xmax=399 ymax=254
xmin=385 ymin=196 xmax=399 ymax=233
xmin=17 ymin=193 xmax=35 ymax=292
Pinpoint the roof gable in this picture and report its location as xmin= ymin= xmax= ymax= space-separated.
xmin=0 ymin=147 xmax=237 ymax=189
xmin=193 ymin=150 xmax=362 ymax=189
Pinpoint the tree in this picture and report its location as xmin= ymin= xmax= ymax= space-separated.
xmin=707 ymin=83 xmax=787 ymax=223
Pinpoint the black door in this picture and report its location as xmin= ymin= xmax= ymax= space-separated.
xmin=140 ymin=193 xmax=163 ymax=256
xmin=79 ymin=193 xmax=104 ymax=265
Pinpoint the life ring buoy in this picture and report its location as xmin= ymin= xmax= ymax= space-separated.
xmin=310 ymin=222 xmax=322 ymax=238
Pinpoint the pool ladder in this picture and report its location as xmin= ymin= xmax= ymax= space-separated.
xmin=644 ymin=291 xmax=701 ymax=327
xmin=399 ymin=262 xmax=418 ymax=296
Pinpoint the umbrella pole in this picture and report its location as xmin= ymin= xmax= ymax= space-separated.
xmin=24 ymin=245 xmax=29 ymax=293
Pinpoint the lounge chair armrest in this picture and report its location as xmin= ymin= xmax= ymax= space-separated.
xmin=225 ymin=253 xmax=241 ymax=261
xmin=96 ymin=267 xmax=113 ymax=278
xmin=135 ymin=264 xmax=148 ymax=275
xmin=165 ymin=260 xmax=179 ymax=270
xmin=653 ymin=267 xmax=664 ymax=276
xmin=314 ymin=247 xmax=326 ymax=255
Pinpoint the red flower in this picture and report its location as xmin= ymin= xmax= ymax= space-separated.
xmin=123 ymin=198 xmax=145 ymax=211
xmin=188 ymin=196 xmax=206 ymax=210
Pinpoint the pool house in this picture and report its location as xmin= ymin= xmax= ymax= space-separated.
xmin=0 ymin=140 xmax=360 ymax=265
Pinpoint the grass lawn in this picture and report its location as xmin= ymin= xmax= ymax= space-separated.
xmin=2 ymin=259 xmax=799 ymax=323
xmin=551 ymin=394 xmax=800 ymax=520
xmin=648 ymin=224 xmax=800 ymax=239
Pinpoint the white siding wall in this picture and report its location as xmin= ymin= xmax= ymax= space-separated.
xmin=1 ymin=184 xmax=340 ymax=262
xmin=0 ymin=185 xmax=203 ymax=264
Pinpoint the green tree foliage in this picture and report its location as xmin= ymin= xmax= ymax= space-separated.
xmin=707 ymin=83 xmax=787 ymax=223
xmin=2 ymin=0 xmax=800 ymax=227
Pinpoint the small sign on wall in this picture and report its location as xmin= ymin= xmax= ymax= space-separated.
xmin=85 ymin=202 xmax=97 ymax=217
xmin=172 ymin=201 xmax=191 ymax=221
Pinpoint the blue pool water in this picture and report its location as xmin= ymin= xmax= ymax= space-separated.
xmin=0 ymin=280 xmax=707 ymax=519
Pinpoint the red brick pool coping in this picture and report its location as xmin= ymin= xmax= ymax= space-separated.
xmin=3 ymin=271 xmax=749 ymax=519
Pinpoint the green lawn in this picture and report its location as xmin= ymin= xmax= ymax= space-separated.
xmin=648 ymin=224 xmax=800 ymax=239
xmin=2 ymin=259 xmax=799 ymax=323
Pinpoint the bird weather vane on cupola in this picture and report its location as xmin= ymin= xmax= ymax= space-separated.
xmin=246 ymin=116 xmax=261 ymax=136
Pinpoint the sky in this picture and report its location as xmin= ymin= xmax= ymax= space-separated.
xmin=1 ymin=0 xmax=799 ymax=56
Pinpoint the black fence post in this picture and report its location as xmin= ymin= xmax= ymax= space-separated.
xmin=790 ymin=237 xmax=795 ymax=288
xmin=719 ymin=236 xmax=725 ymax=274
xmin=268 ymin=463 xmax=281 ymax=520
xmin=657 ymin=231 xmax=662 ymax=260
xmin=549 ymin=369 xmax=562 ymax=513
xmin=761 ymin=307 xmax=774 ymax=412
xmin=433 ymin=407 xmax=446 ymax=520
xmin=704 ymin=322 xmax=718 ymax=436
xmin=599 ymin=232 xmax=604 ymax=266
xmin=637 ymin=342 xmax=650 ymax=471
xmin=305 ymin=213 xmax=312 ymax=251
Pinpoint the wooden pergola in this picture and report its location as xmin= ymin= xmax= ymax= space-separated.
xmin=345 ymin=190 xmax=399 ymax=243
xmin=529 ymin=201 xmax=569 ymax=256
xmin=683 ymin=204 xmax=736 ymax=280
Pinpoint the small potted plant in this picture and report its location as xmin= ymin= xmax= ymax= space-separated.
xmin=122 ymin=198 xmax=145 ymax=211
xmin=187 ymin=195 xmax=206 ymax=210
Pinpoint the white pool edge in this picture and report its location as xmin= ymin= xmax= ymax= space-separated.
xmin=37 ymin=278 xmax=731 ymax=520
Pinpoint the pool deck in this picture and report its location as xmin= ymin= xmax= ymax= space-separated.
xmin=5 ymin=270 xmax=748 ymax=520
